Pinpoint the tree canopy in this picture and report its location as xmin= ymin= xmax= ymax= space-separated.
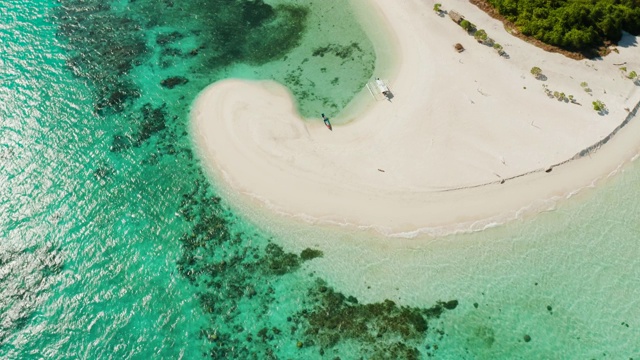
xmin=485 ymin=0 xmax=640 ymax=51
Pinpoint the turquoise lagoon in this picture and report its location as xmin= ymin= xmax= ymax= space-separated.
xmin=1 ymin=0 xmax=639 ymax=359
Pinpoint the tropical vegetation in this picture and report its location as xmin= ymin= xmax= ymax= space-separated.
xmin=592 ymin=99 xmax=607 ymax=113
xmin=484 ymin=0 xmax=640 ymax=51
xmin=460 ymin=19 xmax=476 ymax=32
xmin=530 ymin=66 xmax=542 ymax=79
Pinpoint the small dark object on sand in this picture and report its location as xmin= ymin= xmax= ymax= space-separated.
xmin=322 ymin=113 xmax=332 ymax=131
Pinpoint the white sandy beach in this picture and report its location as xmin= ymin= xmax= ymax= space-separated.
xmin=191 ymin=0 xmax=640 ymax=235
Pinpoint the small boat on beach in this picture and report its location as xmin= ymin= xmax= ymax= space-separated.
xmin=375 ymin=78 xmax=393 ymax=101
xmin=322 ymin=113 xmax=332 ymax=131
xmin=366 ymin=78 xmax=394 ymax=101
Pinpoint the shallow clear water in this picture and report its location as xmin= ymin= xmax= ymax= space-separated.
xmin=1 ymin=0 xmax=640 ymax=359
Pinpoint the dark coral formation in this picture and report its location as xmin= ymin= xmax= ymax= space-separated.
xmin=206 ymin=3 xmax=308 ymax=65
xmin=156 ymin=31 xmax=184 ymax=45
xmin=175 ymin=181 xmax=309 ymax=358
xmin=55 ymin=1 xmax=147 ymax=116
xmin=174 ymin=178 xmax=460 ymax=359
xmin=300 ymin=248 xmax=323 ymax=261
xmin=94 ymin=80 xmax=141 ymax=116
xmin=109 ymin=103 xmax=168 ymax=151
xmin=312 ymin=42 xmax=363 ymax=60
xmin=141 ymin=0 xmax=308 ymax=67
xmin=160 ymin=76 xmax=189 ymax=89
xmin=138 ymin=103 xmax=167 ymax=143
xmin=291 ymin=279 xmax=458 ymax=358
xmin=279 ymin=40 xmax=373 ymax=115
xmin=261 ymin=243 xmax=301 ymax=275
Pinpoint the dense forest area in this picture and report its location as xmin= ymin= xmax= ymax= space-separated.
xmin=484 ymin=0 xmax=640 ymax=51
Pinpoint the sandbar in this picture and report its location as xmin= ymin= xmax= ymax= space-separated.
xmin=191 ymin=0 xmax=640 ymax=236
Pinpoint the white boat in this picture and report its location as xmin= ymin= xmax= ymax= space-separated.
xmin=375 ymin=78 xmax=392 ymax=101
xmin=376 ymin=78 xmax=389 ymax=94
xmin=365 ymin=77 xmax=394 ymax=101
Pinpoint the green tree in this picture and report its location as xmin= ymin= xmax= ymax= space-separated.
xmin=592 ymin=100 xmax=606 ymax=112
xmin=484 ymin=0 xmax=640 ymax=52
xmin=562 ymin=28 xmax=597 ymax=50
xmin=460 ymin=20 xmax=472 ymax=32
xmin=434 ymin=3 xmax=442 ymax=13
xmin=530 ymin=66 xmax=543 ymax=79
xmin=474 ymin=29 xmax=488 ymax=41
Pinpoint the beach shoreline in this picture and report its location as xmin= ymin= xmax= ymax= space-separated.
xmin=190 ymin=0 xmax=640 ymax=236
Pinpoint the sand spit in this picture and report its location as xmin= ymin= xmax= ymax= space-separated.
xmin=191 ymin=0 xmax=640 ymax=235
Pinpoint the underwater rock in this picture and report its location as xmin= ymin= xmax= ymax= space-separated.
xmin=156 ymin=31 xmax=184 ymax=45
xmin=312 ymin=42 xmax=363 ymax=59
xmin=110 ymin=134 xmax=133 ymax=152
xmin=373 ymin=342 xmax=420 ymax=360
xmin=161 ymin=47 xmax=182 ymax=57
xmin=257 ymin=327 xmax=269 ymax=341
xmin=160 ymin=76 xmax=189 ymax=89
xmin=442 ymin=300 xmax=459 ymax=310
xmin=300 ymin=248 xmax=323 ymax=261
xmin=95 ymin=81 xmax=141 ymax=115
xmin=137 ymin=103 xmax=167 ymax=143
xmin=93 ymin=165 xmax=113 ymax=180
xmin=261 ymin=243 xmax=301 ymax=275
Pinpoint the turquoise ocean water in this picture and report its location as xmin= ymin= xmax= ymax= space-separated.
xmin=1 ymin=0 xmax=639 ymax=359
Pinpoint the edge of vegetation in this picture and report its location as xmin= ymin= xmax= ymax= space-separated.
xmin=469 ymin=0 xmax=640 ymax=59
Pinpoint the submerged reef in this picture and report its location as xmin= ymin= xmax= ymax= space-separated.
xmin=161 ymin=76 xmax=189 ymax=89
xmin=295 ymin=279 xmax=457 ymax=358
xmin=55 ymin=1 xmax=147 ymax=116
xmin=300 ymin=248 xmax=323 ymax=261
xmin=312 ymin=42 xmax=364 ymax=60
xmin=177 ymin=180 xmax=458 ymax=359
xmin=134 ymin=0 xmax=309 ymax=67
xmin=50 ymin=0 xmax=458 ymax=358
